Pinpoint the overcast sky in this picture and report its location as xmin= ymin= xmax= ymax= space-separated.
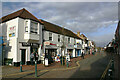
xmin=1 ymin=2 xmax=118 ymax=47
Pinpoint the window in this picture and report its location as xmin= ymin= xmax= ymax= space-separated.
xmin=25 ymin=21 xmax=28 ymax=32
xmin=68 ymin=37 xmax=70 ymax=43
xmin=30 ymin=21 xmax=38 ymax=34
xmin=58 ymin=35 xmax=60 ymax=42
xmin=49 ymin=32 xmax=52 ymax=40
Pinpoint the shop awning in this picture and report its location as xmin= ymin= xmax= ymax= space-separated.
xmin=45 ymin=45 xmax=58 ymax=49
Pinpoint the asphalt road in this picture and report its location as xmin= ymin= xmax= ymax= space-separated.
xmin=2 ymin=52 xmax=111 ymax=80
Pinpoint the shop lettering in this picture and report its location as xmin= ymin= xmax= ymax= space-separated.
xmin=22 ymin=43 xmax=31 ymax=46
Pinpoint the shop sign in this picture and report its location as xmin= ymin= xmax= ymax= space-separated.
xmin=44 ymin=41 xmax=50 ymax=45
xmin=31 ymin=43 xmax=39 ymax=47
xmin=22 ymin=43 xmax=39 ymax=47
xmin=22 ymin=42 xmax=31 ymax=46
xmin=9 ymin=26 xmax=16 ymax=37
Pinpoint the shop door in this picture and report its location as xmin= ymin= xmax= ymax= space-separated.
xmin=21 ymin=49 xmax=26 ymax=65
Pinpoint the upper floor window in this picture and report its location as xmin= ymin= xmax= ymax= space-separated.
xmin=25 ymin=21 xmax=28 ymax=32
xmin=68 ymin=37 xmax=70 ymax=43
xmin=30 ymin=21 xmax=38 ymax=34
xmin=58 ymin=35 xmax=60 ymax=42
xmin=49 ymin=32 xmax=52 ymax=41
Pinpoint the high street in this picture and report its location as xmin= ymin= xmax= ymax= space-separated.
xmin=2 ymin=52 xmax=111 ymax=80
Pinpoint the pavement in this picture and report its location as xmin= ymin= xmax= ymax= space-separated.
xmin=113 ymin=54 xmax=120 ymax=80
xmin=2 ymin=54 xmax=93 ymax=78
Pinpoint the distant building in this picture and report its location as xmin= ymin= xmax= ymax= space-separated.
xmin=115 ymin=21 xmax=120 ymax=55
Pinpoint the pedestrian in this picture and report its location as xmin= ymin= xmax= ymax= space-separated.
xmin=81 ymin=52 xmax=84 ymax=59
xmin=35 ymin=53 xmax=39 ymax=61
xmin=30 ymin=52 xmax=34 ymax=65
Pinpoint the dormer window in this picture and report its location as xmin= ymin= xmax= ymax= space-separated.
xmin=30 ymin=21 xmax=38 ymax=34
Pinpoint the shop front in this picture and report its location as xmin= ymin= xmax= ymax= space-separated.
xmin=20 ymin=42 xmax=40 ymax=65
xmin=66 ymin=44 xmax=74 ymax=58
xmin=76 ymin=43 xmax=82 ymax=57
xmin=45 ymin=44 xmax=58 ymax=64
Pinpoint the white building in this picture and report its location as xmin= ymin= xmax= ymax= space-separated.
xmin=40 ymin=20 xmax=82 ymax=63
xmin=0 ymin=8 xmax=83 ymax=66
xmin=1 ymin=8 xmax=43 ymax=66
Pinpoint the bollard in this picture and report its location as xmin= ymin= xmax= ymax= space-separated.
xmin=66 ymin=58 xmax=69 ymax=67
xmin=35 ymin=61 xmax=37 ymax=77
xmin=108 ymin=68 xmax=112 ymax=77
xmin=111 ymin=60 xmax=114 ymax=70
xmin=20 ymin=61 xmax=23 ymax=72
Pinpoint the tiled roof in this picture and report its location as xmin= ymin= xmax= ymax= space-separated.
xmin=40 ymin=19 xmax=82 ymax=39
xmin=0 ymin=8 xmax=41 ymax=23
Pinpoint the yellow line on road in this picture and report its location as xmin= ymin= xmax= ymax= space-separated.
xmin=2 ymin=61 xmax=80 ymax=77
xmin=100 ymin=59 xmax=112 ymax=80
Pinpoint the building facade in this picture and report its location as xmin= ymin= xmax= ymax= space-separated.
xmin=115 ymin=21 xmax=120 ymax=55
xmin=0 ymin=8 xmax=95 ymax=66
xmin=1 ymin=8 xmax=43 ymax=66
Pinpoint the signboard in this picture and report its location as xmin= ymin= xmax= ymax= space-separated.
xmin=44 ymin=41 xmax=50 ymax=45
xmin=31 ymin=43 xmax=39 ymax=48
xmin=45 ymin=58 xmax=48 ymax=66
xmin=22 ymin=43 xmax=31 ymax=46
xmin=22 ymin=42 xmax=39 ymax=47
xmin=9 ymin=26 xmax=16 ymax=37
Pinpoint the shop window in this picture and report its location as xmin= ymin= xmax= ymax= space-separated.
xmin=49 ymin=32 xmax=52 ymax=41
xmin=30 ymin=21 xmax=38 ymax=34
xmin=58 ymin=35 xmax=60 ymax=42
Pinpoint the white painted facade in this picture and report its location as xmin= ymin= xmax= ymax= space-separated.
xmin=1 ymin=17 xmax=43 ymax=66
xmin=43 ymin=30 xmax=82 ymax=59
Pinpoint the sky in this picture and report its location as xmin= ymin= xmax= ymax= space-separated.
xmin=1 ymin=2 xmax=119 ymax=47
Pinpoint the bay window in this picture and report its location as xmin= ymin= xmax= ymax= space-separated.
xmin=30 ymin=21 xmax=38 ymax=34
xmin=25 ymin=21 xmax=28 ymax=32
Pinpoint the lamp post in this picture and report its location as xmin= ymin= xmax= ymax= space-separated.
xmin=35 ymin=60 xmax=37 ymax=77
xmin=34 ymin=49 xmax=37 ymax=77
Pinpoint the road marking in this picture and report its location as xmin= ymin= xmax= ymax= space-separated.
xmin=2 ymin=61 xmax=80 ymax=77
xmin=100 ymin=59 xmax=112 ymax=80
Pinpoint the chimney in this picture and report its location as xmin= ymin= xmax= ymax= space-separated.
xmin=77 ymin=31 xmax=80 ymax=37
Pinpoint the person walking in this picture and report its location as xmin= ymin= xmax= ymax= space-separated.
xmin=81 ymin=52 xmax=84 ymax=59
xmin=30 ymin=52 xmax=34 ymax=65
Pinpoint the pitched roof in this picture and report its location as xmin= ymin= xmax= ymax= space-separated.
xmin=0 ymin=8 xmax=41 ymax=23
xmin=40 ymin=19 xmax=81 ymax=39
xmin=80 ymin=34 xmax=87 ymax=40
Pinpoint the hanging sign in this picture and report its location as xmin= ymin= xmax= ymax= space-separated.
xmin=44 ymin=41 xmax=50 ymax=45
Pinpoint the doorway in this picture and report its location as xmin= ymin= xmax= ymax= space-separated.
xmin=21 ymin=49 xmax=26 ymax=65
